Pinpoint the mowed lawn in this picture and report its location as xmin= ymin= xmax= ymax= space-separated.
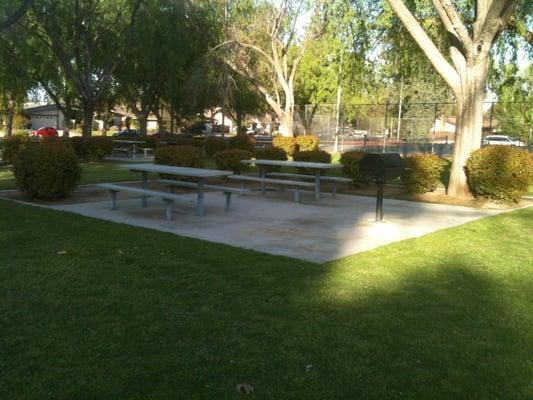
xmin=0 ymin=199 xmax=532 ymax=399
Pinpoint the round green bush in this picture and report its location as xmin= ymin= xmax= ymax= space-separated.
xmin=154 ymin=145 xmax=205 ymax=168
xmin=272 ymin=136 xmax=298 ymax=156
xmin=401 ymin=153 xmax=444 ymax=193
xmin=255 ymin=146 xmax=288 ymax=161
xmin=254 ymin=146 xmax=288 ymax=173
xmin=465 ymin=146 xmax=533 ymax=203
xmin=293 ymin=150 xmax=332 ymax=175
xmin=228 ymin=134 xmax=255 ymax=153
xmin=295 ymin=134 xmax=319 ymax=151
xmin=13 ymin=141 xmax=80 ymax=200
xmin=214 ymin=149 xmax=252 ymax=174
xmin=2 ymin=134 xmax=30 ymax=165
xmin=71 ymin=137 xmax=114 ymax=161
xmin=340 ymin=150 xmax=367 ymax=184
xmin=204 ymin=136 xmax=228 ymax=157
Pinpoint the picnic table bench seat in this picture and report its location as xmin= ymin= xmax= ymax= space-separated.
xmin=228 ymin=175 xmax=315 ymax=202
xmin=266 ymin=172 xmax=352 ymax=196
xmin=97 ymin=183 xmax=186 ymax=221
xmin=159 ymin=179 xmax=249 ymax=211
xmin=112 ymin=147 xmax=133 ymax=157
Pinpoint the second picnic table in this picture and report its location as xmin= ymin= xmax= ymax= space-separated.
xmin=241 ymin=159 xmax=342 ymax=200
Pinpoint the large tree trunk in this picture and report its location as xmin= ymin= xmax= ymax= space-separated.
xmin=62 ymin=113 xmax=70 ymax=137
xmin=448 ymin=59 xmax=489 ymax=197
xmin=5 ymin=108 xmax=14 ymax=137
xmin=137 ymin=114 xmax=148 ymax=136
xmin=82 ymin=101 xmax=94 ymax=138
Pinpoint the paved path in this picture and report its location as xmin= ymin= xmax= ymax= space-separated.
xmin=51 ymin=191 xmax=505 ymax=263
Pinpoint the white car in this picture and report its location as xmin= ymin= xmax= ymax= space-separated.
xmin=482 ymin=135 xmax=526 ymax=147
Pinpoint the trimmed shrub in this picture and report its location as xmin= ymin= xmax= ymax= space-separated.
xmin=71 ymin=137 xmax=114 ymax=161
xmin=295 ymin=134 xmax=320 ymax=151
xmin=154 ymin=145 xmax=205 ymax=168
xmin=204 ymin=136 xmax=228 ymax=157
xmin=255 ymin=146 xmax=288 ymax=161
xmin=401 ymin=153 xmax=444 ymax=193
xmin=214 ymin=149 xmax=252 ymax=174
xmin=465 ymin=146 xmax=533 ymax=203
xmin=13 ymin=141 xmax=80 ymax=200
xmin=293 ymin=150 xmax=332 ymax=175
xmin=254 ymin=146 xmax=288 ymax=173
xmin=340 ymin=150 xmax=367 ymax=184
xmin=1 ymin=134 xmax=30 ymax=165
xmin=272 ymin=136 xmax=298 ymax=156
xmin=228 ymin=134 xmax=255 ymax=153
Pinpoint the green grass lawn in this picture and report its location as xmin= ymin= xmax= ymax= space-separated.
xmin=1 ymin=199 xmax=532 ymax=399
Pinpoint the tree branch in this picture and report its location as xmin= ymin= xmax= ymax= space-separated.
xmin=385 ymin=0 xmax=461 ymax=92
xmin=0 ymin=0 xmax=32 ymax=33
xmin=432 ymin=0 xmax=472 ymax=52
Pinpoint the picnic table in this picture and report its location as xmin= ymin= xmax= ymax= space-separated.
xmin=241 ymin=159 xmax=342 ymax=200
xmin=124 ymin=163 xmax=233 ymax=216
xmin=113 ymin=139 xmax=145 ymax=158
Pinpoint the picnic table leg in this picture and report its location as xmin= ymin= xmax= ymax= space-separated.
xmin=141 ymin=171 xmax=148 ymax=207
xmin=260 ymin=167 xmax=266 ymax=195
xmin=196 ymin=178 xmax=205 ymax=216
xmin=314 ymin=172 xmax=321 ymax=200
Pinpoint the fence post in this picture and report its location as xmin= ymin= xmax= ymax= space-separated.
xmin=431 ymin=102 xmax=438 ymax=154
xmin=383 ymin=102 xmax=389 ymax=153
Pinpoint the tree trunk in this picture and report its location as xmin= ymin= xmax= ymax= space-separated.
xmin=137 ymin=114 xmax=148 ymax=136
xmin=82 ymin=101 xmax=94 ymax=138
xmin=156 ymin=111 xmax=165 ymax=132
xmin=101 ymin=111 xmax=109 ymax=136
xmin=447 ymin=61 xmax=488 ymax=197
xmin=5 ymin=108 xmax=14 ymax=137
xmin=62 ymin=113 xmax=70 ymax=137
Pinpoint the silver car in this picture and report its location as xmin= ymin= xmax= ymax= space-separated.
xmin=482 ymin=135 xmax=525 ymax=147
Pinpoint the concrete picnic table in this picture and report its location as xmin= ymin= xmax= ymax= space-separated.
xmin=121 ymin=163 xmax=233 ymax=216
xmin=113 ymin=139 xmax=144 ymax=158
xmin=242 ymin=159 xmax=341 ymax=200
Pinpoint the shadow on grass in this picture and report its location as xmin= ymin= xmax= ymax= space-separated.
xmin=1 ymin=200 xmax=531 ymax=400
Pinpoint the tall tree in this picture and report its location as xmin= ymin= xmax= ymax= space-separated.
xmin=29 ymin=0 xmax=142 ymax=137
xmin=385 ymin=0 xmax=518 ymax=197
xmin=217 ymin=0 xmax=310 ymax=136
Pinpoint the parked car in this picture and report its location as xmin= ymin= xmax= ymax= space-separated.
xmin=482 ymin=135 xmax=525 ymax=147
xmin=114 ymin=129 xmax=139 ymax=138
xmin=31 ymin=127 xmax=58 ymax=137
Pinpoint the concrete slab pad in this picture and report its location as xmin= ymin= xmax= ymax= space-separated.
xmin=50 ymin=190 xmax=504 ymax=263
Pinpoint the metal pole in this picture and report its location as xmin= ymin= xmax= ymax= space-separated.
xmin=431 ymin=102 xmax=438 ymax=154
xmin=397 ymin=78 xmax=403 ymax=140
xmin=382 ymin=102 xmax=389 ymax=153
xmin=488 ymin=102 xmax=494 ymax=134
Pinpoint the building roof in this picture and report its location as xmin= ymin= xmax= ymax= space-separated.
xmin=24 ymin=104 xmax=61 ymax=113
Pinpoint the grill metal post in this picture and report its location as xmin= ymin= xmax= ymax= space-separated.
xmin=359 ymin=153 xmax=405 ymax=223
xmin=375 ymin=181 xmax=384 ymax=222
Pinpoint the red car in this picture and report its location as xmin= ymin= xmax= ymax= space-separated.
xmin=32 ymin=127 xmax=58 ymax=137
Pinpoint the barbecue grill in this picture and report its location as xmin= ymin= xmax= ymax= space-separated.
xmin=359 ymin=153 xmax=405 ymax=222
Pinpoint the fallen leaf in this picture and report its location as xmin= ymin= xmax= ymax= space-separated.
xmin=118 ymin=249 xmax=123 ymax=254
xmin=305 ymin=364 xmax=313 ymax=372
xmin=236 ymin=383 xmax=254 ymax=394
xmin=57 ymin=250 xmax=67 ymax=255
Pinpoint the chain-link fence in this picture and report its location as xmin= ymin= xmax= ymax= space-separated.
xmin=295 ymin=102 xmax=533 ymax=155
